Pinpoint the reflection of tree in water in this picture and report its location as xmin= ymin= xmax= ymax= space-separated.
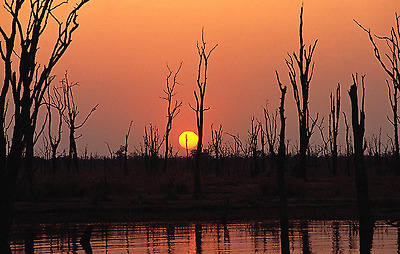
xmin=195 ymin=224 xmax=202 ymax=254
xmin=24 ymin=226 xmax=34 ymax=254
xmin=397 ymin=227 xmax=400 ymax=254
xmin=100 ymin=224 xmax=109 ymax=252
xmin=252 ymin=222 xmax=261 ymax=251
xmin=146 ymin=225 xmax=151 ymax=252
xmin=300 ymin=221 xmax=311 ymax=254
xmin=166 ymin=224 xmax=175 ymax=254
xmin=331 ymin=221 xmax=342 ymax=254
xmin=9 ymin=221 xmax=400 ymax=252
xmin=215 ymin=223 xmax=231 ymax=252
xmin=125 ymin=225 xmax=130 ymax=254
xmin=348 ymin=221 xmax=357 ymax=251
xmin=223 ymin=224 xmax=231 ymax=252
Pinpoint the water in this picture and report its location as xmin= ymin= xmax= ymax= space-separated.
xmin=9 ymin=220 xmax=399 ymax=253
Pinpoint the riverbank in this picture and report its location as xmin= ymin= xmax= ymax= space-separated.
xmin=12 ymin=195 xmax=400 ymax=225
xmin=12 ymin=167 xmax=400 ymax=225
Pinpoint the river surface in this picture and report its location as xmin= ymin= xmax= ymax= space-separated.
xmin=9 ymin=220 xmax=399 ymax=253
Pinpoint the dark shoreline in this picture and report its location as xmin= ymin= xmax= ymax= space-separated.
xmin=12 ymin=197 xmax=400 ymax=225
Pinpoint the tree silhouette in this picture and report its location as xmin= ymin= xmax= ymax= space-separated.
xmin=123 ymin=120 xmax=133 ymax=175
xmin=190 ymin=28 xmax=217 ymax=198
xmin=329 ymin=84 xmax=340 ymax=175
xmin=286 ymin=5 xmax=318 ymax=180
xmin=161 ymin=62 xmax=182 ymax=172
xmin=46 ymin=84 xmax=66 ymax=173
xmin=143 ymin=123 xmax=162 ymax=172
xmin=348 ymin=74 xmax=373 ymax=253
xmin=61 ymin=73 xmax=98 ymax=173
xmin=342 ymin=111 xmax=353 ymax=176
xmin=0 ymin=1 xmax=89 ymax=251
xmin=265 ymin=71 xmax=289 ymax=253
xmin=210 ymin=124 xmax=223 ymax=176
xmin=355 ymin=15 xmax=400 ymax=172
xmin=248 ymin=117 xmax=260 ymax=176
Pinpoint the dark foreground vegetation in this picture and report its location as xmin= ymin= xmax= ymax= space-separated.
xmin=12 ymin=154 xmax=400 ymax=224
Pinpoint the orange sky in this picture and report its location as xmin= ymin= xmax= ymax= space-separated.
xmin=1 ymin=0 xmax=399 ymax=156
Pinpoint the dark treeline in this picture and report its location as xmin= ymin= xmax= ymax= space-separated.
xmin=17 ymin=148 xmax=400 ymax=197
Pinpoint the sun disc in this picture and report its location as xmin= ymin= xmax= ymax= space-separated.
xmin=179 ymin=131 xmax=198 ymax=150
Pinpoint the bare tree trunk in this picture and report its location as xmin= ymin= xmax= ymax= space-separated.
xmin=211 ymin=124 xmax=223 ymax=176
xmin=190 ymin=29 xmax=217 ymax=199
xmin=348 ymin=75 xmax=373 ymax=253
xmin=387 ymin=83 xmax=400 ymax=172
xmin=25 ymin=125 xmax=35 ymax=197
xmin=51 ymin=146 xmax=58 ymax=173
xmin=259 ymin=123 xmax=266 ymax=174
xmin=62 ymin=73 xmax=98 ymax=174
xmin=162 ymin=63 xmax=182 ymax=173
xmin=330 ymin=84 xmax=341 ymax=175
xmin=356 ymin=15 xmax=400 ymax=173
xmin=286 ymin=6 xmax=318 ymax=180
xmin=265 ymin=72 xmax=289 ymax=253
xmin=0 ymin=118 xmax=26 ymax=253
xmin=124 ymin=121 xmax=133 ymax=175
xmin=276 ymin=73 xmax=290 ymax=254
xmin=0 ymin=1 xmax=90 ymax=250
xmin=343 ymin=112 xmax=352 ymax=176
xmin=248 ymin=117 xmax=260 ymax=177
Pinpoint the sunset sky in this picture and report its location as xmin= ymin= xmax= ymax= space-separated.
xmin=1 ymin=0 xmax=399 ymax=156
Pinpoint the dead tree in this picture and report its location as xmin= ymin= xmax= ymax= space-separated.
xmin=348 ymin=74 xmax=373 ymax=253
xmin=387 ymin=82 xmax=399 ymax=169
xmin=0 ymin=1 xmax=89 ymax=251
xmin=143 ymin=124 xmax=163 ymax=172
xmin=161 ymin=62 xmax=182 ymax=172
xmin=190 ymin=28 xmax=217 ymax=198
xmin=355 ymin=15 xmax=400 ymax=172
xmin=286 ymin=5 xmax=318 ymax=180
xmin=329 ymin=84 xmax=341 ymax=175
xmin=258 ymin=120 xmax=267 ymax=173
xmin=343 ymin=112 xmax=352 ymax=176
xmin=210 ymin=124 xmax=223 ymax=176
xmin=265 ymin=71 xmax=289 ymax=253
xmin=105 ymin=142 xmax=114 ymax=181
xmin=316 ymin=117 xmax=331 ymax=172
xmin=46 ymin=85 xmax=66 ymax=173
xmin=226 ymin=132 xmax=246 ymax=175
xmin=248 ymin=117 xmax=260 ymax=176
xmin=62 ymin=73 xmax=98 ymax=173
xmin=123 ymin=121 xmax=133 ymax=175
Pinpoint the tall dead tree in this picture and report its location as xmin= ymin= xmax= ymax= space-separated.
xmin=62 ymin=73 xmax=98 ymax=173
xmin=0 ymin=1 xmax=90 ymax=251
xmin=348 ymin=74 xmax=373 ymax=253
xmin=286 ymin=5 xmax=318 ymax=180
xmin=248 ymin=117 xmax=260 ymax=176
xmin=161 ymin=62 xmax=182 ymax=172
xmin=46 ymin=85 xmax=66 ymax=173
xmin=143 ymin=123 xmax=162 ymax=172
xmin=258 ymin=120 xmax=267 ymax=173
xmin=265 ymin=71 xmax=289 ymax=253
xmin=190 ymin=28 xmax=217 ymax=198
xmin=329 ymin=84 xmax=340 ymax=175
xmin=210 ymin=124 xmax=223 ymax=176
xmin=355 ymin=15 xmax=400 ymax=172
xmin=123 ymin=120 xmax=133 ymax=175
xmin=343 ymin=112 xmax=352 ymax=176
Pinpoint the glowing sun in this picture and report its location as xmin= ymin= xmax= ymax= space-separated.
xmin=179 ymin=131 xmax=199 ymax=150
